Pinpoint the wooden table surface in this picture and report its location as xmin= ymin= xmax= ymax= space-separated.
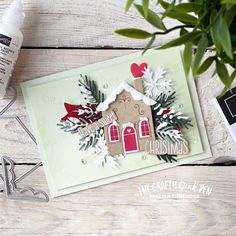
xmin=1 ymin=1 xmax=236 ymax=235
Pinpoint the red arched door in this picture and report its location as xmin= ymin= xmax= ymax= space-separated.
xmin=122 ymin=125 xmax=139 ymax=153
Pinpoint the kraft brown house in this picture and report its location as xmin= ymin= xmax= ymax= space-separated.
xmin=96 ymin=77 xmax=157 ymax=156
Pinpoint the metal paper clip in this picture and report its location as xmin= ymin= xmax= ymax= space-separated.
xmin=0 ymin=87 xmax=49 ymax=202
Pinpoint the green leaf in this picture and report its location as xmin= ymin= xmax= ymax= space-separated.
xmin=180 ymin=28 xmax=188 ymax=36
xmin=217 ymin=15 xmax=233 ymax=59
xmin=115 ymin=28 xmax=152 ymax=39
xmin=192 ymin=34 xmax=208 ymax=76
xmin=143 ymin=34 xmax=155 ymax=54
xmin=142 ymin=0 xmax=149 ymax=18
xmin=220 ymin=54 xmax=236 ymax=64
xmin=211 ymin=69 xmax=217 ymax=78
xmin=158 ymin=31 xmax=202 ymax=49
xmin=135 ymin=4 xmax=166 ymax=30
xmin=125 ymin=0 xmax=135 ymax=12
xmin=183 ymin=42 xmax=192 ymax=75
xmin=164 ymin=12 xmax=198 ymax=24
xmin=210 ymin=10 xmax=222 ymax=54
xmin=210 ymin=11 xmax=233 ymax=59
xmin=231 ymin=69 xmax=236 ymax=80
xmin=225 ymin=4 xmax=234 ymax=10
xmin=148 ymin=10 xmax=166 ymax=30
xmin=219 ymin=86 xmax=229 ymax=97
xmin=222 ymin=0 xmax=236 ymax=5
xmin=231 ymin=34 xmax=236 ymax=47
xmin=158 ymin=0 xmax=170 ymax=9
xmin=171 ymin=3 xmax=201 ymax=13
xmin=216 ymin=60 xmax=232 ymax=89
xmin=224 ymin=5 xmax=236 ymax=26
xmin=197 ymin=56 xmax=215 ymax=74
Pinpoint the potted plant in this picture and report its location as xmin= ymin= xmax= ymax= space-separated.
xmin=115 ymin=0 xmax=236 ymax=93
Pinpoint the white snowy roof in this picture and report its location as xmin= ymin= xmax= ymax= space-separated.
xmin=96 ymin=82 xmax=156 ymax=112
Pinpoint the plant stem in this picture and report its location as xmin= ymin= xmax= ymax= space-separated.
xmin=154 ymin=25 xmax=194 ymax=35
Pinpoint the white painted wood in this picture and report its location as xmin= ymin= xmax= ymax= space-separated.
xmin=1 ymin=165 xmax=236 ymax=235
xmin=0 ymin=0 xmax=178 ymax=48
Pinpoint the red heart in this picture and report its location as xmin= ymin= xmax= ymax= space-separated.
xmin=130 ymin=63 xmax=148 ymax=78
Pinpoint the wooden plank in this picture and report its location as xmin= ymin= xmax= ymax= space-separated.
xmin=1 ymin=165 xmax=236 ymax=235
xmin=0 ymin=0 xmax=178 ymax=48
xmin=0 ymin=49 xmax=235 ymax=163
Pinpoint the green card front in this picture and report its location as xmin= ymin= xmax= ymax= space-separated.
xmin=21 ymin=47 xmax=211 ymax=197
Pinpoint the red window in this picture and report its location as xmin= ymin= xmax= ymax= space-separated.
xmin=109 ymin=124 xmax=119 ymax=142
xmin=140 ymin=120 xmax=150 ymax=137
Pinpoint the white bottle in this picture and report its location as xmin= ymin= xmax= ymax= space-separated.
xmin=0 ymin=0 xmax=25 ymax=98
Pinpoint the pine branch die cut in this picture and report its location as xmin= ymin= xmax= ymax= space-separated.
xmin=57 ymin=117 xmax=82 ymax=133
xmin=78 ymin=131 xmax=100 ymax=151
xmin=157 ymin=125 xmax=185 ymax=143
xmin=79 ymin=74 xmax=105 ymax=104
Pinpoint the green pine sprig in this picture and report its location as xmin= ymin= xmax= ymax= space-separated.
xmin=156 ymin=125 xmax=185 ymax=143
xmin=79 ymin=75 xmax=105 ymax=104
xmin=57 ymin=117 xmax=84 ymax=133
xmin=79 ymin=130 xmax=102 ymax=150
xmin=152 ymin=91 xmax=176 ymax=113
xmin=152 ymin=91 xmax=192 ymax=131
xmin=157 ymin=154 xmax=177 ymax=163
xmin=151 ymin=91 xmax=192 ymax=162
xmin=162 ymin=113 xmax=193 ymax=130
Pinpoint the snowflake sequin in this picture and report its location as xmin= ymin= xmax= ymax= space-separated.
xmin=143 ymin=66 xmax=173 ymax=98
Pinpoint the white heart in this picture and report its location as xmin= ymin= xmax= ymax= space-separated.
xmin=127 ymin=129 xmax=131 ymax=133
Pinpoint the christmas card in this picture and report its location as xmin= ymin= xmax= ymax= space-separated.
xmin=21 ymin=47 xmax=211 ymax=197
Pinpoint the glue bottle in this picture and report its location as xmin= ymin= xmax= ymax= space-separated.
xmin=0 ymin=0 xmax=25 ymax=98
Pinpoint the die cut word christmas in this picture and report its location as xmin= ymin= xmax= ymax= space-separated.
xmin=145 ymin=140 xmax=189 ymax=155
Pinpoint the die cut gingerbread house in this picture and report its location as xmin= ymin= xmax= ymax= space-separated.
xmin=97 ymin=76 xmax=157 ymax=156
